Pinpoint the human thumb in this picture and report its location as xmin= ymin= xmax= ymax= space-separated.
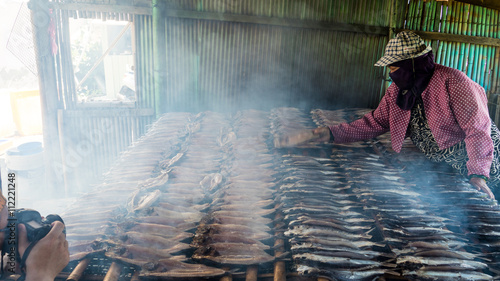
xmin=46 ymin=221 xmax=65 ymax=239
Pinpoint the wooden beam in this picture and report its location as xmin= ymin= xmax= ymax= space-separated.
xmin=164 ymin=9 xmax=389 ymax=36
xmin=455 ymin=0 xmax=500 ymax=11
xmin=395 ymin=29 xmax=500 ymax=47
xmin=64 ymin=108 xmax=155 ymax=118
xmin=51 ymin=2 xmax=151 ymax=15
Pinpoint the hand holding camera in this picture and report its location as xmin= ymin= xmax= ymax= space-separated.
xmin=1 ymin=209 xmax=69 ymax=281
xmin=19 ymin=221 xmax=69 ymax=281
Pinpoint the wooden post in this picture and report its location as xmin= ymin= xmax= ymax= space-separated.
xmin=57 ymin=109 xmax=69 ymax=197
xmin=103 ymin=262 xmax=122 ymax=281
xmin=380 ymin=0 xmax=397 ymax=100
xmin=274 ymin=211 xmax=286 ymax=281
xmin=152 ymin=0 xmax=167 ymax=117
xmin=66 ymin=258 xmax=90 ymax=281
xmin=493 ymin=46 xmax=500 ymax=124
xmin=28 ymin=0 xmax=64 ymax=196
xmin=130 ymin=270 xmax=140 ymax=281
xmin=245 ymin=266 xmax=259 ymax=281
xmin=273 ymin=259 xmax=286 ymax=281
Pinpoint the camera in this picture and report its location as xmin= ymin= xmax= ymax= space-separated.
xmin=2 ymin=209 xmax=65 ymax=264
xmin=13 ymin=208 xmax=65 ymax=243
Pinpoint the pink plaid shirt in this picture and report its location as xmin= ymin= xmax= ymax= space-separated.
xmin=331 ymin=64 xmax=493 ymax=177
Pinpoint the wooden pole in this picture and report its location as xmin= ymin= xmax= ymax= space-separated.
xmin=29 ymin=0 xmax=64 ymax=196
xmin=66 ymin=258 xmax=90 ymax=281
xmin=380 ymin=0 xmax=397 ymax=100
xmin=103 ymin=262 xmax=122 ymax=281
xmin=245 ymin=266 xmax=259 ymax=281
xmin=273 ymin=210 xmax=286 ymax=281
xmin=153 ymin=0 xmax=167 ymax=117
xmin=494 ymin=47 xmax=500 ymax=124
xmin=130 ymin=270 xmax=140 ymax=281
xmin=57 ymin=109 xmax=69 ymax=197
xmin=274 ymin=259 xmax=286 ymax=281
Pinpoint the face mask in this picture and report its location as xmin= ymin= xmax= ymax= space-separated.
xmin=389 ymin=67 xmax=414 ymax=91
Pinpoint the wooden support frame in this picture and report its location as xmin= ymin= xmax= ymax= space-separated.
xmin=395 ymin=28 xmax=500 ymax=47
xmin=51 ymin=2 xmax=150 ymax=15
xmin=163 ymin=9 xmax=390 ymax=36
xmin=64 ymin=108 xmax=154 ymax=118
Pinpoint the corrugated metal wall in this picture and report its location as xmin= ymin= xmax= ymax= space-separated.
xmin=161 ymin=19 xmax=390 ymax=112
xmin=135 ymin=15 xmax=156 ymax=111
xmin=156 ymin=0 xmax=401 ymax=112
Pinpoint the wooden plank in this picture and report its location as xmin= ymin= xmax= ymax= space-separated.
xmin=51 ymin=2 xmax=150 ymax=15
xmin=455 ymin=0 xmax=500 ymax=11
xmin=395 ymin=28 xmax=500 ymax=47
xmin=164 ymin=9 xmax=390 ymax=36
xmin=64 ymin=108 xmax=155 ymax=117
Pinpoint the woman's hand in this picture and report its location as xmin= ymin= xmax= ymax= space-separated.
xmin=19 ymin=221 xmax=69 ymax=281
xmin=469 ymin=177 xmax=495 ymax=200
xmin=312 ymin=127 xmax=332 ymax=142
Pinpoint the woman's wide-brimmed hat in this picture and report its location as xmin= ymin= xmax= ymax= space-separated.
xmin=374 ymin=31 xmax=432 ymax=67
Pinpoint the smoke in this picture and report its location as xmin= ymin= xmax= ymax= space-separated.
xmin=40 ymin=0 xmax=400 ymax=199
xmin=49 ymin=116 xmax=115 ymax=195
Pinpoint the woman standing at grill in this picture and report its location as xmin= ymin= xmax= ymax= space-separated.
xmin=314 ymin=31 xmax=500 ymax=200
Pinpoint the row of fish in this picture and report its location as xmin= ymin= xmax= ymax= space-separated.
xmin=192 ymin=110 xmax=277 ymax=267
xmin=274 ymin=108 xmax=399 ymax=281
xmin=64 ymin=112 xmax=195 ymax=261
xmin=344 ymin=152 xmax=494 ymax=281
xmin=276 ymin=108 xmax=500 ymax=281
xmin=63 ymin=110 xmax=283 ymax=278
xmin=61 ymin=107 xmax=500 ymax=281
